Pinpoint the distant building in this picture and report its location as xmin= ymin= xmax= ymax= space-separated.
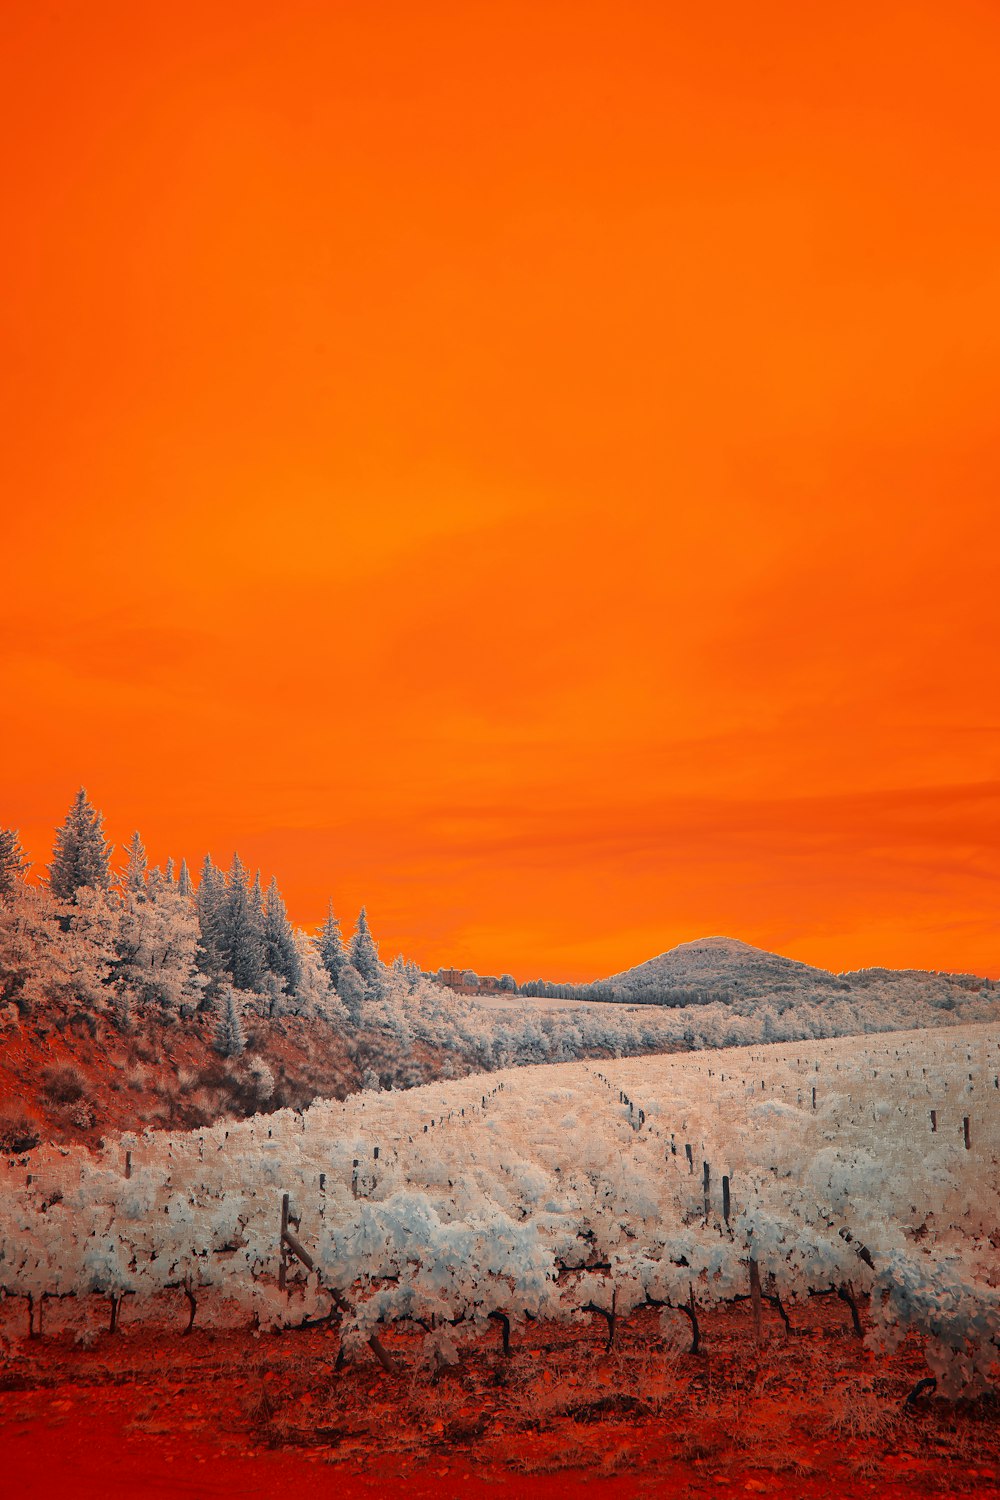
xmin=433 ymin=967 xmax=479 ymax=996
xmin=423 ymin=967 xmax=512 ymax=997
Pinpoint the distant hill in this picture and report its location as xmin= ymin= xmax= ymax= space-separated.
xmin=592 ymin=934 xmax=995 ymax=1010
xmin=602 ymin=935 xmax=848 ymax=1002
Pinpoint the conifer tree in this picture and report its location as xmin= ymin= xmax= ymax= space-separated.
xmin=123 ymin=831 xmax=148 ymax=898
xmin=317 ymin=901 xmax=346 ymax=987
xmin=195 ymin=855 xmax=226 ymax=973
xmin=48 ymin=789 xmax=113 ymax=901
xmin=263 ymin=876 xmax=302 ymax=996
xmin=250 ymin=869 xmax=264 ymax=919
xmin=177 ymin=859 xmax=194 ymax=900
xmin=213 ymin=985 xmax=246 ymax=1057
xmin=0 ymin=828 xmax=29 ymax=898
xmin=349 ymin=905 xmax=385 ymax=996
xmin=221 ymin=854 xmax=265 ymax=993
xmin=164 ymin=857 xmax=176 ymax=888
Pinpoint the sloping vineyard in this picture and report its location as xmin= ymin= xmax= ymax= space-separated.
xmin=2 ymin=1024 xmax=998 ymax=1398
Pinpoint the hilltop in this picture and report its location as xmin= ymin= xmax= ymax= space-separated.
xmin=604 ymin=935 xmax=844 ymax=998
xmin=591 ymin=933 xmax=995 ymax=1012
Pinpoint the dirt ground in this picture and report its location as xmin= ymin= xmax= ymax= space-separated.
xmin=2 ymin=1292 xmax=998 ymax=1499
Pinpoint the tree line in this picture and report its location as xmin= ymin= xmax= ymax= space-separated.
xmin=0 ymin=789 xmax=418 ymax=1056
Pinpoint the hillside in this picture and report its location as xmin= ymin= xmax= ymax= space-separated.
xmin=605 ymin=935 xmax=844 ymax=997
xmin=595 ymin=934 xmax=997 ymax=1011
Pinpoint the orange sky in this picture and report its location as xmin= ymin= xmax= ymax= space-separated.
xmin=3 ymin=2 xmax=1000 ymax=981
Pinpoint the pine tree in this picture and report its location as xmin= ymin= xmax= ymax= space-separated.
xmin=164 ymin=857 xmax=176 ymax=888
xmin=0 ymin=828 xmax=29 ymax=898
xmin=250 ymin=869 xmax=264 ymax=926
xmin=348 ymin=905 xmax=384 ymax=995
xmin=220 ymin=854 xmax=265 ymax=993
xmin=48 ymin=789 xmax=113 ymax=901
xmin=317 ymin=901 xmax=346 ymax=987
xmin=177 ymin=859 xmax=194 ymax=900
xmin=213 ymin=985 xmax=246 ymax=1057
xmin=263 ymin=876 xmax=302 ymax=996
xmin=123 ymin=830 xmax=148 ymax=898
xmin=195 ymin=855 xmax=226 ymax=973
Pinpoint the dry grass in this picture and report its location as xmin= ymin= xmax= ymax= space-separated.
xmin=826 ymin=1381 xmax=897 ymax=1442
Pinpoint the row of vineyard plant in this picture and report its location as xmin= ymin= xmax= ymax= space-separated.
xmin=2 ymin=1024 xmax=998 ymax=1398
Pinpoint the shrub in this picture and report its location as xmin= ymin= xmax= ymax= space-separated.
xmin=243 ymin=1056 xmax=275 ymax=1102
xmin=0 ymin=1107 xmax=41 ymax=1154
xmin=41 ymin=1063 xmax=87 ymax=1104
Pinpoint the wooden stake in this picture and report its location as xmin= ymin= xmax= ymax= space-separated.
xmin=748 ymin=1258 xmax=763 ymax=1343
xmin=279 ymin=1192 xmax=289 ymax=1291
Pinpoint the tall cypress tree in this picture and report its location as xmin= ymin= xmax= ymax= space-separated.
xmin=263 ymin=876 xmax=301 ymax=996
xmin=317 ymin=901 xmax=346 ymax=987
xmin=221 ymin=853 xmax=266 ymax=993
xmin=48 ymin=788 xmax=113 ymax=901
xmin=177 ymin=858 xmax=194 ymax=900
xmin=0 ymin=828 xmax=29 ymax=897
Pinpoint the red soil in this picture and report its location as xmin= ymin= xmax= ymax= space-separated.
xmin=2 ymin=1294 xmax=997 ymax=1500
xmin=0 ymin=1011 xmax=407 ymax=1147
